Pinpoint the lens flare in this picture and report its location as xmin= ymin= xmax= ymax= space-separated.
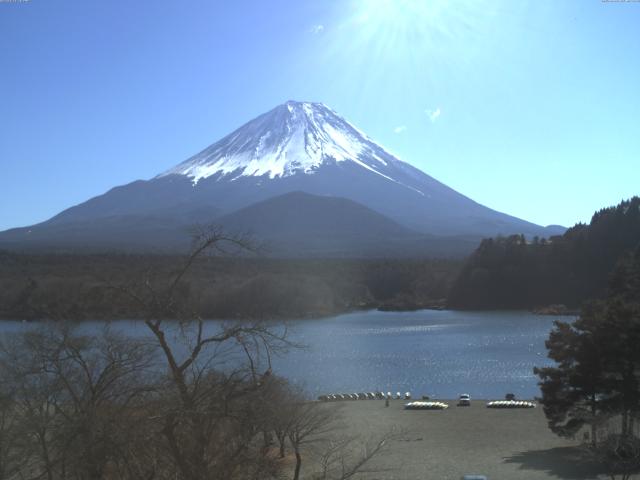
xmin=304 ymin=1 xmax=508 ymax=107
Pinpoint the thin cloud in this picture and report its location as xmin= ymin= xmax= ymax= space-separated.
xmin=425 ymin=107 xmax=441 ymax=123
xmin=310 ymin=24 xmax=325 ymax=34
xmin=393 ymin=125 xmax=407 ymax=134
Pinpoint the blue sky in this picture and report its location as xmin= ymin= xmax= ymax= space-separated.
xmin=1 ymin=0 xmax=638 ymax=231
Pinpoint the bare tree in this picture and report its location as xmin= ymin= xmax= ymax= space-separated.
xmin=114 ymin=227 xmax=293 ymax=480
xmin=0 ymin=226 xmax=402 ymax=480
xmin=283 ymin=389 xmax=402 ymax=480
xmin=313 ymin=430 xmax=400 ymax=480
xmin=0 ymin=384 xmax=25 ymax=480
xmin=0 ymin=324 xmax=157 ymax=480
xmin=286 ymin=397 xmax=341 ymax=480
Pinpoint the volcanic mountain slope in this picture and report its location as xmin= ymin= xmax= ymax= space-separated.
xmin=0 ymin=192 xmax=478 ymax=257
xmin=0 ymin=101 xmax=563 ymax=255
xmin=216 ymin=192 xmax=479 ymax=257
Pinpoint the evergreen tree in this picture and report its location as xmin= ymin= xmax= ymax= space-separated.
xmin=450 ymin=197 xmax=640 ymax=310
xmin=534 ymin=304 xmax=608 ymax=446
xmin=536 ymin=247 xmax=640 ymax=445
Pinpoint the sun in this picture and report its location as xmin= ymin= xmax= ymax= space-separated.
xmin=333 ymin=0 xmax=493 ymax=76
xmin=354 ymin=0 xmax=451 ymax=30
xmin=350 ymin=0 xmax=457 ymax=44
xmin=295 ymin=0 xmax=502 ymax=121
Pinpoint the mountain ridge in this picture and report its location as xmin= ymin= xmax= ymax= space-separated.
xmin=0 ymin=100 xmax=565 ymax=255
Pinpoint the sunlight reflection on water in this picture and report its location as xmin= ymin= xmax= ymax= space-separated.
xmin=1 ymin=309 xmax=568 ymax=400
xmin=271 ymin=309 xmax=565 ymax=399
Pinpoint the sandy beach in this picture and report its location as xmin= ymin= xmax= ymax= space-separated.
xmin=321 ymin=399 xmax=605 ymax=480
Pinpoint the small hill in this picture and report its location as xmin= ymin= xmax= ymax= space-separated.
xmin=216 ymin=191 xmax=478 ymax=257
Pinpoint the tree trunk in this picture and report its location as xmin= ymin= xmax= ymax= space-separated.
xmin=293 ymin=447 xmax=302 ymax=480
xmin=276 ymin=431 xmax=286 ymax=458
xmin=38 ymin=431 xmax=55 ymax=480
xmin=280 ymin=440 xmax=286 ymax=459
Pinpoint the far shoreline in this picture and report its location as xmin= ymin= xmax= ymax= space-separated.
xmin=0 ymin=305 xmax=575 ymax=323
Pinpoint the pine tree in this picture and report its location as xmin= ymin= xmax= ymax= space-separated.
xmin=535 ymin=246 xmax=640 ymax=445
xmin=534 ymin=305 xmax=608 ymax=446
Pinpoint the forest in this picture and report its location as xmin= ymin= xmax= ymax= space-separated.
xmin=0 ymin=251 xmax=460 ymax=321
xmin=448 ymin=197 xmax=640 ymax=310
xmin=3 ymin=197 xmax=639 ymax=320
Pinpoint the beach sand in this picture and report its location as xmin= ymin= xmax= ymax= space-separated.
xmin=320 ymin=399 xmax=605 ymax=480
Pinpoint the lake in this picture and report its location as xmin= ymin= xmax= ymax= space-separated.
xmin=0 ymin=310 xmax=567 ymax=399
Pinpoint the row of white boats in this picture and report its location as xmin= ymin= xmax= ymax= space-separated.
xmin=318 ymin=391 xmax=412 ymax=401
xmin=405 ymin=401 xmax=449 ymax=410
xmin=317 ymin=393 xmax=536 ymax=409
xmin=486 ymin=400 xmax=536 ymax=409
xmin=404 ymin=400 xmax=536 ymax=410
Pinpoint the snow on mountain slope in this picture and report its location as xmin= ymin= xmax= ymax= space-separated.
xmin=160 ymin=101 xmax=406 ymax=187
xmin=0 ymin=100 xmax=565 ymax=254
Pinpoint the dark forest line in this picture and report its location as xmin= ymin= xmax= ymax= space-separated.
xmin=449 ymin=197 xmax=640 ymax=310
xmin=0 ymin=253 xmax=460 ymax=321
xmin=3 ymin=197 xmax=638 ymax=320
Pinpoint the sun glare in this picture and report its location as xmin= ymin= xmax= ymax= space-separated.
xmin=296 ymin=0 xmax=513 ymax=117
xmin=349 ymin=0 xmax=470 ymax=46
xmin=305 ymin=0 xmax=494 ymax=115
xmin=354 ymin=0 xmax=451 ymax=32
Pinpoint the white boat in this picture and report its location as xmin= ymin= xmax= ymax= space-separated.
xmin=486 ymin=400 xmax=536 ymax=409
xmin=404 ymin=401 xmax=449 ymax=410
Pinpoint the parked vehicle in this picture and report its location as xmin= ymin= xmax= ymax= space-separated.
xmin=458 ymin=393 xmax=471 ymax=406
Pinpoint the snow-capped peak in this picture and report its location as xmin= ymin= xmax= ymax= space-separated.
xmin=160 ymin=101 xmax=402 ymax=184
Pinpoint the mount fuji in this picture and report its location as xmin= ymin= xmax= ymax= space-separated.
xmin=0 ymin=101 xmax=564 ymax=256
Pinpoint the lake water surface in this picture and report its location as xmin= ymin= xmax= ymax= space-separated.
xmin=272 ymin=309 xmax=563 ymax=399
xmin=0 ymin=310 xmax=567 ymax=399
